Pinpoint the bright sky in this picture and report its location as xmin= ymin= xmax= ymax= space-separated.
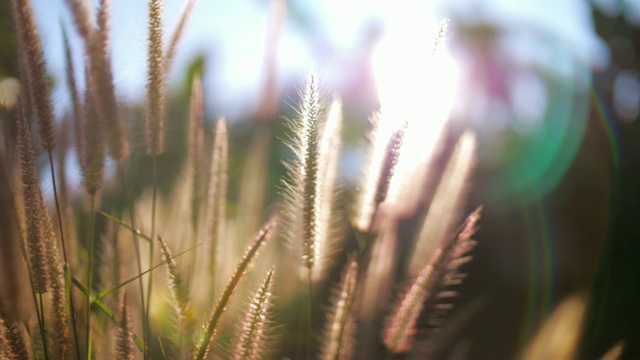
xmin=30 ymin=0 xmax=606 ymax=122
xmin=31 ymin=0 xmax=385 ymax=120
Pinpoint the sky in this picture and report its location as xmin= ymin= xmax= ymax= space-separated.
xmin=29 ymin=0 xmax=609 ymax=123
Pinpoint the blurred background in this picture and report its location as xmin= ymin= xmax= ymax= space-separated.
xmin=1 ymin=0 xmax=640 ymax=358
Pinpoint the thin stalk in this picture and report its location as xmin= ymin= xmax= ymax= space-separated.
xmin=16 ymin=213 xmax=48 ymax=360
xmin=46 ymin=150 xmax=81 ymax=359
xmin=119 ymin=163 xmax=147 ymax=356
xmin=46 ymin=151 xmax=68 ymax=270
xmin=145 ymin=155 xmax=158 ymax=359
xmin=64 ymin=264 xmax=81 ymax=360
xmin=86 ymin=194 xmax=96 ymax=358
xmin=37 ymin=291 xmax=50 ymax=360
xmin=307 ymin=269 xmax=313 ymax=360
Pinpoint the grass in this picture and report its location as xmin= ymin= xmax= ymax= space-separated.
xmin=0 ymin=0 xmax=626 ymax=359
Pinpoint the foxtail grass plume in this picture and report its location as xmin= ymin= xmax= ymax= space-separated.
xmin=194 ymin=222 xmax=274 ymax=360
xmin=383 ymin=208 xmax=480 ymax=353
xmin=158 ymin=236 xmax=190 ymax=328
xmin=15 ymin=43 xmax=32 ymax=117
xmin=207 ymin=118 xmax=229 ymax=284
xmin=314 ymin=97 xmax=343 ymax=281
xmin=97 ymin=0 xmax=129 ymax=161
xmin=65 ymin=0 xmax=129 ymax=161
xmin=12 ymin=0 xmax=55 ymax=151
xmin=409 ymin=131 xmax=476 ymax=277
xmin=61 ymin=26 xmax=83 ymax=161
xmin=231 ymin=267 xmax=276 ymax=360
xmin=64 ymin=0 xmax=93 ymax=41
xmin=207 ymin=118 xmax=228 ymax=276
xmin=56 ymin=118 xmax=71 ymax=201
xmin=145 ymin=0 xmax=166 ymax=156
xmin=116 ymin=292 xmax=134 ymax=360
xmin=320 ymin=257 xmax=358 ymax=360
xmin=188 ymin=76 xmax=205 ymax=233
xmin=165 ymin=0 xmax=197 ymax=73
xmin=80 ymin=66 xmax=106 ymax=195
xmin=15 ymin=101 xmax=49 ymax=293
xmin=43 ymin=211 xmax=71 ymax=360
xmin=355 ymin=115 xmax=407 ymax=233
xmin=0 ymin=300 xmax=29 ymax=360
xmin=282 ymin=73 xmax=325 ymax=272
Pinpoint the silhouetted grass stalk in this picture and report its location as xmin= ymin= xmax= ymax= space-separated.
xmin=320 ymin=257 xmax=358 ymax=360
xmin=206 ymin=118 xmax=229 ymax=289
xmin=383 ymin=208 xmax=480 ymax=353
xmin=281 ymin=74 xmax=326 ymax=357
xmin=14 ymin=101 xmax=51 ymax=359
xmin=187 ymin=76 xmax=204 ymax=286
xmin=118 ymin=163 xmax=148 ymax=355
xmin=231 ymin=268 xmax=275 ymax=360
xmin=145 ymin=0 xmax=166 ymax=355
xmin=194 ymin=222 xmax=274 ymax=360
xmin=86 ymin=195 xmax=97 ymax=358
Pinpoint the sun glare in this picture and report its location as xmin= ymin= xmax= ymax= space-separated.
xmin=373 ymin=13 xmax=460 ymax=204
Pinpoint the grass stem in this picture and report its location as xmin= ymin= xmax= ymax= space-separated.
xmin=118 ymin=162 xmax=148 ymax=358
xmin=145 ymin=154 xmax=158 ymax=359
xmin=307 ymin=268 xmax=313 ymax=360
xmin=46 ymin=149 xmax=81 ymax=359
xmin=86 ymin=194 xmax=96 ymax=358
xmin=37 ymin=290 xmax=50 ymax=360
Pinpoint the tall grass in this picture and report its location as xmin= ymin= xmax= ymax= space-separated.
xmin=0 ymin=1 xmax=619 ymax=360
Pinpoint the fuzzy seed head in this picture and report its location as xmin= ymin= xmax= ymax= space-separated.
xmin=15 ymin=101 xmax=49 ymax=293
xmin=207 ymin=118 xmax=228 ymax=275
xmin=383 ymin=251 xmax=440 ymax=353
xmin=281 ymin=73 xmax=326 ymax=273
xmin=300 ymin=74 xmax=322 ymax=270
xmin=159 ymin=236 xmax=189 ymax=326
xmin=231 ymin=268 xmax=275 ymax=360
xmin=383 ymin=207 xmax=481 ymax=353
xmin=116 ymin=293 xmax=134 ymax=360
xmin=0 ymin=301 xmax=29 ymax=360
xmin=314 ymin=97 xmax=342 ymax=281
xmin=188 ymin=76 xmax=205 ymax=230
xmin=356 ymin=116 xmax=407 ymax=232
xmin=80 ymin=67 xmax=105 ymax=195
xmin=320 ymin=258 xmax=358 ymax=360
xmin=44 ymin=212 xmax=70 ymax=360
xmin=195 ymin=222 xmax=274 ymax=360
xmin=145 ymin=0 xmax=166 ymax=156
xmin=96 ymin=0 xmax=129 ymax=161
xmin=12 ymin=0 xmax=55 ymax=150
xmin=64 ymin=0 xmax=94 ymax=41
xmin=165 ymin=0 xmax=196 ymax=73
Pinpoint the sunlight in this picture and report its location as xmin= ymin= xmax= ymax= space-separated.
xmin=372 ymin=15 xmax=460 ymax=205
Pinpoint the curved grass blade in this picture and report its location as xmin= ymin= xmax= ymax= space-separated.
xmin=97 ymin=243 xmax=202 ymax=300
xmin=98 ymin=210 xmax=152 ymax=243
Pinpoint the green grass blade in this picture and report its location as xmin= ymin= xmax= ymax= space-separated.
xmin=97 ymin=243 xmax=202 ymax=300
xmin=98 ymin=210 xmax=152 ymax=243
xmin=71 ymin=277 xmax=145 ymax=351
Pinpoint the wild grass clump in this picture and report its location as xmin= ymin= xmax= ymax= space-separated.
xmin=0 ymin=1 xmax=616 ymax=360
